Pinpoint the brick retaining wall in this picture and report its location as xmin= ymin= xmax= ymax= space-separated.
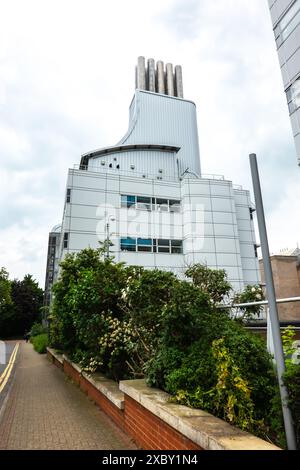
xmin=47 ymin=348 xmax=280 ymax=451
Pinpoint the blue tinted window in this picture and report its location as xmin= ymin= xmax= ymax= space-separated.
xmin=137 ymin=238 xmax=152 ymax=245
xmin=121 ymin=237 xmax=136 ymax=251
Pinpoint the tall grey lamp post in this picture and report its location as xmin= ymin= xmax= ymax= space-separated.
xmin=249 ymin=153 xmax=296 ymax=450
xmin=105 ymin=216 xmax=115 ymax=259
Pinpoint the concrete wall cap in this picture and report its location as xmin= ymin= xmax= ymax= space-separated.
xmin=119 ymin=379 xmax=281 ymax=451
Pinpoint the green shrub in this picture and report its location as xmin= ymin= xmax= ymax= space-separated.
xmin=31 ymin=333 xmax=48 ymax=354
xmin=30 ymin=322 xmax=47 ymax=337
xmin=283 ymin=364 xmax=300 ymax=448
xmin=49 ymin=249 xmax=289 ymax=446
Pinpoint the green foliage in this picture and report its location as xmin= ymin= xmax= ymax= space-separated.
xmin=0 ymin=271 xmax=43 ymax=338
xmin=30 ymin=322 xmax=47 ymax=337
xmin=0 ymin=267 xmax=11 ymax=307
xmin=31 ymin=333 xmax=48 ymax=354
xmin=147 ymin=306 xmax=275 ymax=437
xmin=283 ymin=364 xmax=300 ymax=448
xmin=49 ymin=252 xmax=286 ymax=446
xmin=280 ymin=326 xmax=300 ymax=448
xmin=233 ymin=284 xmax=265 ymax=321
xmin=185 ymin=263 xmax=232 ymax=304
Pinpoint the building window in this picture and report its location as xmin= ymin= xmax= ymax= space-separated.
xmin=121 ymin=194 xmax=181 ymax=213
xmin=137 ymin=238 xmax=152 ymax=251
xmin=171 ymin=239 xmax=182 ymax=254
xmin=120 ymin=237 xmax=136 ymax=251
xmin=63 ymin=232 xmax=69 ymax=249
xmin=120 ymin=237 xmax=182 ymax=254
xmin=157 ymin=239 xmax=170 ymax=252
xmin=286 ymin=78 xmax=300 ymax=114
xmin=121 ymin=195 xmax=136 ymax=208
xmin=169 ymin=199 xmax=181 ymax=213
xmin=274 ymin=0 xmax=300 ymax=47
xmin=66 ymin=188 xmax=71 ymax=203
xmin=136 ymin=196 xmax=151 ymax=211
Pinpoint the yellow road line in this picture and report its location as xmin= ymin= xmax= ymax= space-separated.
xmin=0 ymin=343 xmax=19 ymax=393
xmin=0 ymin=343 xmax=18 ymax=383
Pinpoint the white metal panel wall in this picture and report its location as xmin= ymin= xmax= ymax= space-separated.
xmin=58 ymin=170 xmax=259 ymax=291
xmin=269 ymin=0 xmax=295 ymax=25
xmin=181 ymin=178 xmax=245 ymax=290
xmin=233 ymin=189 xmax=260 ymax=285
xmin=88 ymin=149 xmax=177 ymax=179
xmin=118 ymin=90 xmax=201 ymax=177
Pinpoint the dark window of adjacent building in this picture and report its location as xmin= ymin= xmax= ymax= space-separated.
xmin=63 ymin=232 xmax=69 ymax=249
xmin=66 ymin=188 xmax=71 ymax=203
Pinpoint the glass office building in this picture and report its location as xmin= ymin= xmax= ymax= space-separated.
xmin=268 ymin=0 xmax=300 ymax=165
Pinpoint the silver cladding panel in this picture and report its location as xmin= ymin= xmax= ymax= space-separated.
xmin=267 ymin=0 xmax=300 ymax=164
xmin=118 ymin=90 xmax=201 ymax=176
xmin=87 ymin=149 xmax=177 ymax=179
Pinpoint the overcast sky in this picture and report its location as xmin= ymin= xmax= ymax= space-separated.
xmin=0 ymin=0 xmax=299 ymax=287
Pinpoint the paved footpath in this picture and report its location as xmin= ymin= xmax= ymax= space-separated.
xmin=0 ymin=341 xmax=137 ymax=450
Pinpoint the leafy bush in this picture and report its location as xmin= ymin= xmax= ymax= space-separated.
xmin=146 ymin=304 xmax=276 ymax=437
xmin=49 ymin=248 xmax=289 ymax=445
xmin=31 ymin=333 xmax=48 ymax=354
xmin=30 ymin=322 xmax=47 ymax=337
xmin=284 ymin=364 xmax=300 ymax=448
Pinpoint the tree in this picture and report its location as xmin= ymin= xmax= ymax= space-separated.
xmin=185 ymin=263 xmax=232 ymax=304
xmin=0 ymin=274 xmax=43 ymax=338
xmin=0 ymin=267 xmax=11 ymax=307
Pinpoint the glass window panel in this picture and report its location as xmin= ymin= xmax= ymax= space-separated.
xmin=127 ymin=195 xmax=136 ymax=207
xmin=121 ymin=237 xmax=136 ymax=245
xmin=121 ymin=195 xmax=128 ymax=207
xmin=137 ymin=238 xmax=152 ymax=246
xmin=156 ymin=198 xmax=168 ymax=205
xmin=279 ymin=0 xmax=300 ymax=33
xmin=158 ymin=239 xmax=169 ymax=246
xmin=158 ymin=247 xmax=170 ymax=253
xmin=121 ymin=244 xmax=136 ymax=252
xmin=171 ymin=247 xmax=182 ymax=254
xmin=137 ymin=246 xmax=152 ymax=252
xmin=121 ymin=237 xmax=136 ymax=251
xmin=282 ymin=9 xmax=300 ymax=41
xmin=171 ymin=240 xmax=182 ymax=247
xmin=137 ymin=196 xmax=151 ymax=204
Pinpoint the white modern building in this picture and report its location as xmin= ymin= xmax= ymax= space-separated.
xmin=52 ymin=57 xmax=260 ymax=292
xmin=268 ymin=0 xmax=300 ymax=165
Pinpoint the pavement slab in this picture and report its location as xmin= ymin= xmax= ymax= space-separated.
xmin=0 ymin=341 xmax=137 ymax=450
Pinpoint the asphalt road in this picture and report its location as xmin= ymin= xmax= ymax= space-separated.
xmin=0 ymin=341 xmax=17 ymax=375
xmin=0 ymin=340 xmax=19 ymax=412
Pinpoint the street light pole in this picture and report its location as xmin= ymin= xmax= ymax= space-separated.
xmin=249 ymin=153 xmax=296 ymax=450
xmin=106 ymin=222 xmax=110 ymax=259
xmin=105 ymin=216 xmax=115 ymax=259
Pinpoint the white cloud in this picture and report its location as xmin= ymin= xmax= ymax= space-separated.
xmin=0 ymin=0 xmax=299 ymax=285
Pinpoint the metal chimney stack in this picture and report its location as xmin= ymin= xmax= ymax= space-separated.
xmin=136 ymin=56 xmax=184 ymax=98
